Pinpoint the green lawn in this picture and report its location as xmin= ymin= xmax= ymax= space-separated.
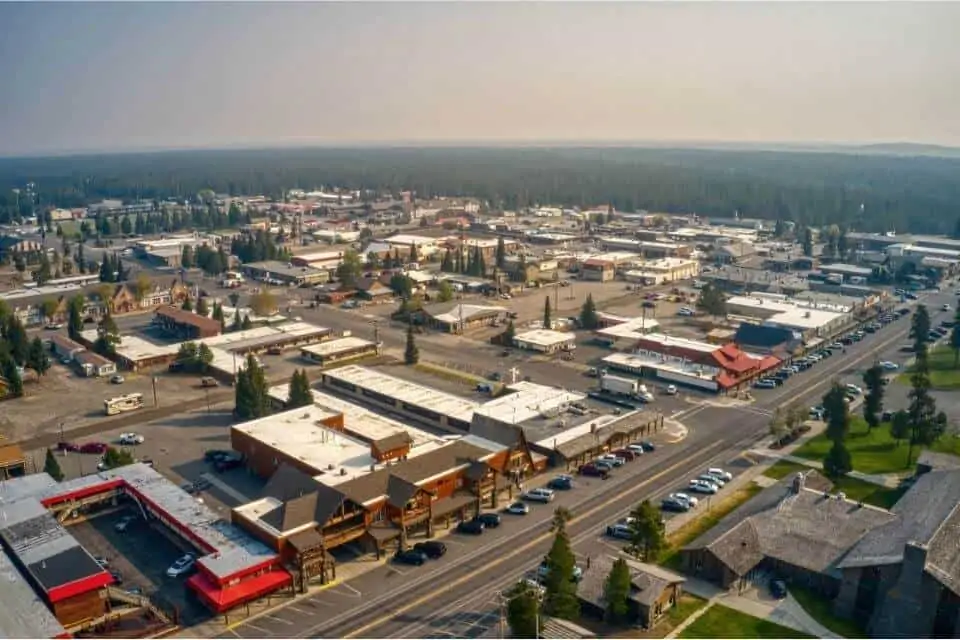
xmin=789 ymin=586 xmax=865 ymax=639
xmin=901 ymin=346 xmax=960 ymax=389
xmin=679 ymin=604 xmax=814 ymax=639
xmin=763 ymin=461 xmax=905 ymax=509
xmin=792 ymin=416 xmax=960 ymax=475
xmin=666 ymin=594 xmax=709 ymax=627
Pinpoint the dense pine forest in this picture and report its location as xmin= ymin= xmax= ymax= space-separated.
xmin=1 ymin=146 xmax=958 ymax=234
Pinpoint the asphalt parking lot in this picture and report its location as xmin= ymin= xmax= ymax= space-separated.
xmin=69 ymin=506 xmax=212 ymax=626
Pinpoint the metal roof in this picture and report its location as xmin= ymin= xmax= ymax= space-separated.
xmin=0 ymin=547 xmax=66 ymax=639
xmin=301 ymin=336 xmax=376 ymax=357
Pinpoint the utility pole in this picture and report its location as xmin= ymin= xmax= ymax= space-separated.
xmin=152 ymin=376 xmax=159 ymax=408
xmin=59 ymin=422 xmax=67 ymax=457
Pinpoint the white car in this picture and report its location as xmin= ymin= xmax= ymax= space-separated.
xmin=880 ymin=361 xmax=900 ymax=371
xmin=626 ymin=444 xmax=646 ymax=455
xmin=707 ymin=468 xmax=733 ymax=482
xmin=166 ymin=553 xmax=196 ymax=578
xmin=664 ymin=385 xmax=678 ymax=396
xmin=699 ymin=473 xmax=725 ymax=487
xmin=670 ymin=492 xmax=699 ymax=507
xmin=845 ymin=384 xmax=863 ymax=396
xmin=689 ymin=479 xmax=719 ymax=494
xmin=538 ymin=561 xmax=583 ymax=582
xmin=677 ymin=307 xmax=695 ymax=317
xmin=505 ymin=501 xmax=530 ymax=515
xmin=119 ymin=433 xmax=145 ymax=445
xmin=522 ymin=488 xmax=555 ymax=503
xmin=597 ymin=454 xmax=626 ymax=467
xmin=943 ymin=304 xmax=951 ymax=312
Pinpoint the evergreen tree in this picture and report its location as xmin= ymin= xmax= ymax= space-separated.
xmin=603 ymin=558 xmax=632 ymax=624
xmin=5 ymin=316 xmax=30 ymax=365
xmin=503 ymin=319 xmax=516 ymax=345
xmin=821 ymin=383 xmax=852 ymax=477
xmin=231 ymin=308 xmax=242 ymax=332
xmin=579 ymin=294 xmax=599 ymax=329
xmin=409 ymin=243 xmax=418 ymax=264
xmin=0 ymin=355 xmax=23 ymax=398
xmin=696 ymin=282 xmax=727 ymax=317
xmin=195 ymin=297 xmax=209 ymax=317
xmin=802 ymin=227 xmax=814 ymax=257
xmin=288 ymin=369 xmax=314 ymax=408
xmin=951 ymin=304 xmax=960 ymax=367
xmin=437 ymin=280 xmax=454 ymax=303
xmin=181 ymin=245 xmax=194 ymax=269
xmin=543 ymin=296 xmax=552 ymax=329
xmin=234 ymin=355 xmax=268 ymax=419
xmin=404 ymin=324 xmax=420 ymax=365
xmin=182 ymin=297 xmax=193 ymax=311
xmin=862 ymin=363 xmax=885 ymax=431
xmin=43 ymin=448 xmax=64 ymax=482
xmin=241 ymin=314 xmax=253 ymax=330
xmin=495 ymin=237 xmax=506 ymax=269
xmin=542 ymin=510 xmax=579 ymax=620
xmin=212 ymin=302 xmax=226 ymax=331
xmin=36 ymin=251 xmax=53 ymax=285
xmin=824 ymin=440 xmax=853 ymax=478
xmin=441 ymin=248 xmax=453 ymax=272
xmin=94 ymin=311 xmax=120 ymax=357
xmin=506 ymin=583 xmax=541 ymax=638
xmin=27 ymin=336 xmax=51 ymax=376
xmin=67 ymin=295 xmax=84 ymax=340
xmin=910 ymin=304 xmax=931 ymax=355
xmin=890 ymin=410 xmax=910 ymax=446
xmin=626 ymin=500 xmax=666 ymax=561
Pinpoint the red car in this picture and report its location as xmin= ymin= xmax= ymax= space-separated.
xmin=57 ymin=442 xmax=80 ymax=452
xmin=612 ymin=449 xmax=637 ymax=461
xmin=79 ymin=442 xmax=108 ymax=454
xmin=578 ymin=463 xmax=610 ymax=479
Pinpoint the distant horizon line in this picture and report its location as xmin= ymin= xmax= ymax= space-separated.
xmin=2 ymin=138 xmax=959 ymax=161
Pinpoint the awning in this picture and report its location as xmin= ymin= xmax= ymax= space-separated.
xmin=186 ymin=569 xmax=292 ymax=613
xmin=366 ymin=523 xmax=402 ymax=544
xmin=431 ymin=493 xmax=477 ymax=518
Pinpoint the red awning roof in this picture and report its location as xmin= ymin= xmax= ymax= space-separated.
xmin=47 ymin=570 xmax=114 ymax=603
xmin=186 ymin=569 xmax=292 ymax=613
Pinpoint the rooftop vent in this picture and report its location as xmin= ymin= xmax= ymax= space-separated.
xmin=327 ymin=464 xmax=335 ymax=471
xmin=339 ymin=468 xmax=347 ymax=476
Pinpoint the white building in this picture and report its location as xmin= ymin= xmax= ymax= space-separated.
xmin=623 ymin=257 xmax=700 ymax=285
xmin=514 ymin=329 xmax=577 ymax=354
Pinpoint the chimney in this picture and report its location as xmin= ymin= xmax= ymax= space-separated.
xmin=590 ymin=423 xmax=597 ymax=434
xmin=792 ymin=472 xmax=805 ymax=495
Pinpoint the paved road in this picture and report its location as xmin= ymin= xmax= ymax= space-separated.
xmin=219 ymin=290 xmax=954 ymax=639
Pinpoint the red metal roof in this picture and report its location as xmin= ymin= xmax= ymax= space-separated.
xmin=186 ymin=569 xmax=292 ymax=613
xmin=46 ymin=570 xmax=114 ymax=603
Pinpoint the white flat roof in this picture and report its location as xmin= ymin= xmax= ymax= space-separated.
xmin=764 ymin=307 xmax=843 ymax=330
xmin=602 ymin=352 xmax=721 ymax=379
xmin=0 ymin=283 xmax=83 ymax=302
xmin=384 ymin=234 xmax=436 ymax=246
xmin=596 ymin=317 xmax=661 ymax=340
xmin=267 ymin=383 xmax=446 ymax=450
xmin=628 ymin=257 xmax=698 ymax=269
xmin=726 ymin=294 xmax=851 ymax=315
xmin=431 ymin=303 xmax=506 ymax=324
xmin=533 ymin=413 xmax=621 ymax=450
xmin=301 ymin=336 xmax=376 ymax=357
xmin=475 ymin=381 xmax=586 ymax=425
xmin=515 ymin=329 xmax=577 ymax=347
xmin=635 ymin=332 xmax=718 ymax=354
xmin=322 ymin=365 xmax=479 ymax=423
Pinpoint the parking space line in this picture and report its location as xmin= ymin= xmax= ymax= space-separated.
xmin=335 ymin=582 xmax=362 ymax=598
xmin=241 ymin=622 xmax=271 ymax=636
xmin=287 ymin=605 xmax=315 ymax=616
xmin=304 ymin=598 xmax=334 ymax=607
xmin=264 ymin=614 xmax=294 ymax=625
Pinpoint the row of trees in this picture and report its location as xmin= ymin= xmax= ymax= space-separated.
xmin=440 ymin=245 xmax=487 ymax=277
xmin=0 ymin=303 xmax=52 ymax=397
xmin=181 ymin=243 xmax=231 ymax=275
xmin=4 ymin=147 xmax=959 ymax=234
xmin=230 ymin=229 xmax=291 ymax=265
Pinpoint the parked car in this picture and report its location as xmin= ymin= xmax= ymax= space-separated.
xmin=79 ymin=442 xmax=108 ymax=454
xmin=457 ymin=519 xmax=485 ymax=535
xmin=880 ymin=361 xmax=899 ymax=371
xmin=46 ymin=322 xmax=64 ymax=330
xmin=115 ymin=515 xmax=137 ymax=532
xmin=597 ymin=454 xmax=626 ymax=467
xmin=845 ymin=384 xmax=863 ymax=396
xmin=754 ymin=379 xmax=777 ymax=389
xmin=200 ymin=377 xmax=219 ymax=387
xmin=810 ymin=406 xmax=826 ymax=420
xmin=670 ymin=492 xmax=699 ymax=508
xmin=204 ymin=449 xmax=233 ymax=462
xmin=606 ymin=523 xmax=633 ymax=540
xmin=698 ymin=473 xmax=725 ymax=487
xmin=523 ymin=488 xmax=555 ymax=503
xmin=94 ymin=556 xmax=110 ymax=567
xmin=688 ymin=479 xmax=719 ymax=494
xmin=661 ymin=497 xmax=691 ymax=512
xmin=626 ymin=443 xmax=647 ymax=455
xmin=118 ymin=433 xmax=145 ymax=445
xmin=537 ymin=561 xmax=583 ymax=582
xmin=612 ymin=449 xmax=636 ymax=462
xmin=110 ymin=374 xmax=125 ymax=384
xmin=58 ymin=441 xmax=80 ymax=452
xmin=706 ymin=468 xmax=733 ymax=482
xmin=547 ymin=475 xmax=574 ymax=490
xmin=505 ymin=501 xmax=530 ymax=515
xmin=412 ymin=541 xmax=447 ymax=559
xmin=578 ymin=463 xmax=609 ymax=478
xmin=110 ymin=570 xmax=123 ymax=584
xmin=664 ymin=384 xmax=678 ymax=395
xmin=475 ymin=513 xmax=502 ymax=528
xmin=214 ymin=452 xmax=243 ymax=472
xmin=594 ymin=460 xmax=615 ymax=473
xmin=394 ymin=549 xmax=428 ymax=566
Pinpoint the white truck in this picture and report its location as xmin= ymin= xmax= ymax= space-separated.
xmin=599 ymin=374 xmax=654 ymax=402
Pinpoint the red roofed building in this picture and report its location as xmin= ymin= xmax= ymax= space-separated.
xmin=603 ymin=334 xmax=780 ymax=393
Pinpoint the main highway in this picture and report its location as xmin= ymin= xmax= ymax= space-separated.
xmin=215 ymin=289 xmax=954 ymax=640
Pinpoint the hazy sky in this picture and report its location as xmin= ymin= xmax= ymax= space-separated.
xmin=2 ymin=1 xmax=959 ymax=156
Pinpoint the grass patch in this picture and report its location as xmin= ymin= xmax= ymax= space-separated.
xmin=413 ymin=362 xmax=491 ymax=388
xmin=763 ymin=461 xmax=906 ymax=509
xmin=792 ymin=416 xmax=960 ymax=475
xmin=679 ymin=603 xmax=814 ymax=639
xmin=660 ymin=484 xmax=763 ymax=570
xmin=790 ymin=586 xmax=865 ymax=639
xmin=606 ymin=594 xmax=708 ymax=638
xmin=903 ymin=345 xmax=960 ymax=389
xmin=666 ymin=594 xmax=709 ymax=627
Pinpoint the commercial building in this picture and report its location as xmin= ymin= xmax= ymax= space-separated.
xmin=300 ymin=337 xmax=379 ymax=367
xmin=0 ymin=545 xmax=68 ymax=639
xmin=290 ymin=250 xmax=347 ymax=270
xmin=241 ymin=261 xmax=330 ymax=287
xmin=602 ymin=335 xmax=780 ymax=393
xmin=597 ymin=237 xmax=693 ymax=259
xmin=681 ymin=467 xmax=960 ymax=639
xmin=320 ymin=365 xmax=479 ymax=431
xmin=513 ymin=329 xmax=577 ymax=354
xmin=725 ymin=294 xmax=848 ymax=342
xmin=424 ymin=303 xmax=506 ymax=333
xmin=623 ymin=257 xmax=700 ymax=285
xmin=595 ymin=316 xmax=660 ymax=347
xmin=154 ymin=306 xmax=223 ymax=340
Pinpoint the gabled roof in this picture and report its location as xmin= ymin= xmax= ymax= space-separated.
xmin=372 ymin=432 xmax=413 ymax=454
xmin=386 ymin=475 xmax=423 ymax=509
xmin=261 ymin=463 xmax=348 ymax=528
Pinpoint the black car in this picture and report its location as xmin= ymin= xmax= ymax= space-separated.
xmin=394 ymin=549 xmax=428 ymax=566
xmin=204 ymin=450 xmax=233 ymax=463
xmin=661 ymin=497 xmax=690 ymax=513
xmin=638 ymin=440 xmax=656 ymax=452
xmin=474 ymin=513 xmax=502 ymax=528
xmin=770 ymin=579 xmax=788 ymax=599
xmin=214 ymin=453 xmax=244 ymax=472
xmin=457 ymin=519 xmax=485 ymax=535
xmin=413 ymin=541 xmax=447 ymax=559
xmin=547 ymin=476 xmax=574 ymax=491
